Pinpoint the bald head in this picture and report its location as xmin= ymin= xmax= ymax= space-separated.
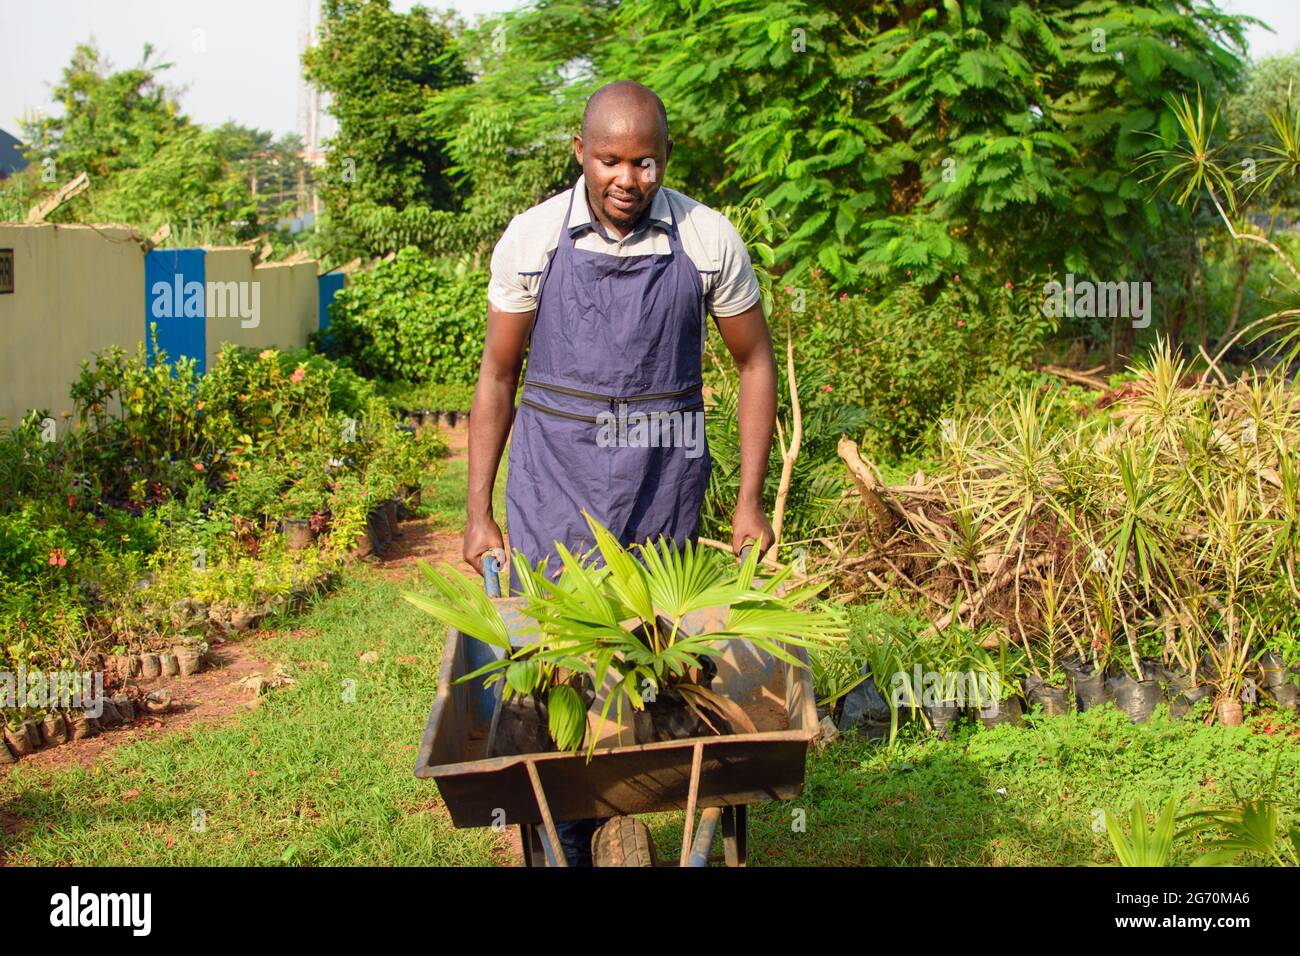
xmin=581 ymin=81 xmax=669 ymax=147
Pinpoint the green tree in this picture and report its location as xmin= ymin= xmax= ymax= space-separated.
xmin=213 ymin=123 xmax=312 ymax=224
xmin=12 ymin=41 xmax=259 ymax=243
xmin=302 ymin=0 xmax=471 ymax=262
xmin=21 ymin=42 xmax=185 ymax=181
xmin=419 ymin=0 xmax=616 ymax=262
xmin=604 ymin=0 xmax=1250 ymax=307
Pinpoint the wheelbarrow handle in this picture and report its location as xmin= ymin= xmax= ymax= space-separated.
xmin=482 ymin=550 xmax=504 ymax=598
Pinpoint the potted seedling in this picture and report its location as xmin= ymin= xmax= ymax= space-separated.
xmin=1022 ymin=567 xmax=1073 ymax=716
xmin=1107 ymin=655 xmax=1164 ymax=723
xmin=1062 ymin=654 xmax=1108 ymax=711
xmin=364 ymin=465 xmax=399 ymax=553
xmin=968 ymin=639 xmax=1026 ymax=728
xmin=403 ymin=512 xmax=847 ymax=757
xmin=280 ymin=479 xmax=325 ymax=550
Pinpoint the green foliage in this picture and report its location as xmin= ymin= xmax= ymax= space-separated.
xmin=14 ymin=42 xmax=262 ymax=242
xmin=1103 ymin=796 xmax=1181 ymax=866
xmin=418 ymin=0 xmax=615 ymax=260
xmin=21 ymin=42 xmax=185 ymax=181
xmin=302 ymin=0 xmax=470 ymax=262
xmin=315 ymin=248 xmax=488 ymax=384
xmin=601 ymin=0 xmax=1249 ymax=293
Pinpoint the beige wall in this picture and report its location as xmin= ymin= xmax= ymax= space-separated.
xmin=0 ymin=223 xmax=145 ymax=428
xmin=203 ymin=251 xmax=319 ymax=368
xmin=0 ymin=225 xmax=325 ymax=429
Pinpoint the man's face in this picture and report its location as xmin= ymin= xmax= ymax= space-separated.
xmin=574 ymin=116 xmax=671 ymax=235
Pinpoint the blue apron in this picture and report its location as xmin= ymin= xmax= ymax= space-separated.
xmin=504 ymin=185 xmax=710 ymax=594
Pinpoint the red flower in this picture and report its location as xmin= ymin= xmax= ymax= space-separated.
xmin=956 ymin=319 xmax=965 ymax=328
xmin=48 ymin=549 xmax=67 ymax=567
xmin=839 ymin=292 xmax=849 ymax=301
xmin=821 ymin=384 xmax=833 ymax=393
xmin=193 ymin=462 xmax=205 ymax=472
xmin=67 ymin=493 xmax=76 ymax=509
xmin=1004 ymin=280 xmax=1014 ymax=290
xmin=812 ymin=267 xmax=822 ymax=277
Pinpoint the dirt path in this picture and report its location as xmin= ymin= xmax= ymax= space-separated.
xmin=1 ymin=638 xmax=276 ymax=776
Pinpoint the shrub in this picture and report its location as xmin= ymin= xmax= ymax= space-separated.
xmin=769 ymin=274 xmax=1056 ymax=457
xmin=315 ymin=248 xmax=488 ymax=384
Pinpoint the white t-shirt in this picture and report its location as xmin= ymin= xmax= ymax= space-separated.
xmin=487 ymin=175 xmax=762 ymax=322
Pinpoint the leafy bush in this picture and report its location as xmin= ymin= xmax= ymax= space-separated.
xmin=772 ymin=274 xmax=1056 ymax=456
xmin=315 ymin=248 xmax=488 ymax=384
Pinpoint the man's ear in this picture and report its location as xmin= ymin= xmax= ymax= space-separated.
xmin=573 ymin=134 xmax=584 ymax=165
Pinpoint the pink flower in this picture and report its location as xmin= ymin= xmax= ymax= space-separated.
xmin=852 ymin=347 xmax=860 ymax=354
xmin=48 ymin=549 xmax=67 ymax=567
xmin=258 ymin=348 xmax=276 ymax=360
xmin=784 ymin=285 xmax=792 ymax=294
xmin=956 ymin=319 xmax=965 ymax=328
xmin=821 ymin=384 xmax=833 ymax=393
xmin=291 ymin=366 xmax=306 ymax=383
xmin=1004 ymin=280 xmax=1014 ymax=290
xmin=953 ymin=274 xmax=961 ymax=283
xmin=839 ymin=292 xmax=849 ymax=301
xmin=812 ymin=268 xmax=822 ymax=277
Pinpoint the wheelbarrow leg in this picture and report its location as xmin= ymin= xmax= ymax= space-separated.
xmin=520 ymin=823 xmax=557 ymax=868
xmin=721 ymin=805 xmax=748 ymax=867
xmin=525 ymin=759 xmax=568 ymax=868
xmin=680 ymin=742 xmax=725 ymax=867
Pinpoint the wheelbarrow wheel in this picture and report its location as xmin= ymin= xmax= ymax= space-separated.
xmin=592 ymin=816 xmax=656 ymax=867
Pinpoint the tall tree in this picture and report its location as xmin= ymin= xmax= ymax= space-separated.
xmin=302 ymin=0 xmax=471 ymax=262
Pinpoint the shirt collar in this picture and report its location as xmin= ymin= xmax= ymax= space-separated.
xmin=568 ymin=173 xmax=673 ymax=240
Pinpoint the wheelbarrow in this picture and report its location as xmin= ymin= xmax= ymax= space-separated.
xmin=412 ymin=550 xmax=819 ymax=866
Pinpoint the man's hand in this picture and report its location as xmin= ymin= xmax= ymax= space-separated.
xmin=731 ymin=497 xmax=775 ymax=556
xmin=464 ymin=513 xmax=505 ymax=575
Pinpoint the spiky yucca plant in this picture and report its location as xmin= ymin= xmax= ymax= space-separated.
xmin=403 ymin=512 xmax=848 ymax=756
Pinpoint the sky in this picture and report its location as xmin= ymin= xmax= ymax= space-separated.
xmin=0 ymin=0 xmax=1296 ymax=140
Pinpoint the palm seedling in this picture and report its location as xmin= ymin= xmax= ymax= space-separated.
xmin=404 ymin=512 xmax=848 ymax=756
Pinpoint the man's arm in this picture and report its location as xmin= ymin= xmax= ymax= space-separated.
xmin=464 ymin=304 xmax=534 ymax=573
xmin=713 ymin=301 xmax=777 ymax=555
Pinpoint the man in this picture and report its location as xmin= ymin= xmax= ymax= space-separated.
xmin=463 ymin=80 xmax=778 ymax=865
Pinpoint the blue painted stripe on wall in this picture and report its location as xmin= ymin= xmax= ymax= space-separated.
xmin=145 ymin=249 xmax=207 ymax=374
xmin=318 ymin=272 xmax=345 ymax=332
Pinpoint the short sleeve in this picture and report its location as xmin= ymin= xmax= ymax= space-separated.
xmin=487 ymin=218 xmax=537 ymax=313
xmin=707 ymin=215 xmax=762 ymax=318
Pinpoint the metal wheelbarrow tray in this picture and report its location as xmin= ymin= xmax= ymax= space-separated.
xmin=413 ymin=597 xmax=819 ymax=866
